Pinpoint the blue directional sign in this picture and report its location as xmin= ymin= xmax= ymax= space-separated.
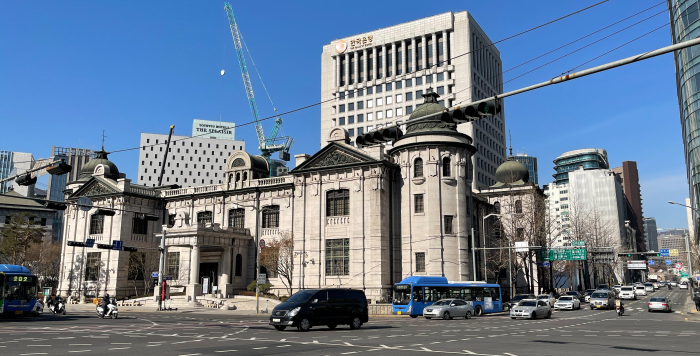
xmin=665 ymin=260 xmax=673 ymax=265
xmin=165 ymin=276 xmax=173 ymax=281
xmin=537 ymin=262 xmax=550 ymax=267
xmin=151 ymin=272 xmax=159 ymax=278
xmin=112 ymin=240 xmax=123 ymax=251
xmin=648 ymin=260 xmax=655 ymax=265
xmin=84 ymin=239 xmax=95 ymax=248
xmin=660 ymin=249 xmax=670 ymax=257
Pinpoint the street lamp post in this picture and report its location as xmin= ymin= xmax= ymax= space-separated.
xmin=667 ymin=201 xmax=696 ymax=284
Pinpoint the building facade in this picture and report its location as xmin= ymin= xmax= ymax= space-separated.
xmin=552 ymin=149 xmax=608 ymax=185
xmin=137 ymin=132 xmax=246 ymax=188
xmin=0 ymin=151 xmax=35 ymax=197
xmin=669 ymin=0 xmax=700 ymax=238
xmin=0 ymin=191 xmax=55 ymax=238
xmin=59 ymin=95 xmax=491 ymax=303
xmin=513 ymin=153 xmax=538 ymax=186
xmin=611 ymin=161 xmax=645 ymax=251
xmin=47 ymin=147 xmax=94 ymax=242
xmin=321 ymin=11 xmax=506 ymax=191
xmin=643 ymin=217 xmax=659 ymax=252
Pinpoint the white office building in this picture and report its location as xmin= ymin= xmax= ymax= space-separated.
xmin=137 ymin=133 xmax=245 ymax=188
xmin=0 ymin=151 xmax=35 ymax=197
xmin=321 ymin=11 xmax=507 ymax=190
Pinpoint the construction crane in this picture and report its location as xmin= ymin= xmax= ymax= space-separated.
xmin=223 ymin=3 xmax=292 ymax=175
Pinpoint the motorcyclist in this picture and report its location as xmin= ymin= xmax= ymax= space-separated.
xmin=101 ymin=293 xmax=110 ymax=317
xmin=615 ymin=299 xmax=624 ymax=314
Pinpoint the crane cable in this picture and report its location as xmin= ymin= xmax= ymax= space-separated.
xmin=240 ymin=30 xmax=278 ymax=114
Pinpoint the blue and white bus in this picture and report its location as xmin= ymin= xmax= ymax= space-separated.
xmin=0 ymin=265 xmax=39 ymax=316
xmin=392 ymin=276 xmax=502 ymax=317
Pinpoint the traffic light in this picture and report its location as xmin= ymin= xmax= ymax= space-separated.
xmin=15 ymin=173 xmax=37 ymax=186
xmin=355 ymin=126 xmax=404 ymax=147
xmin=66 ymin=241 xmax=85 ymax=247
xmin=135 ymin=213 xmax=159 ymax=221
xmin=440 ymin=99 xmax=502 ymax=124
xmin=46 ymin=161 xmax=72 ymax=176
xmin=45 ymin=201 xmax=68 ymax=211
xmin=96 ymin=208 xmax=116 ymax=216
xmin=96 ymin=244 xmax=112 ymax=249
xmin=123 ymin=246 xmax=138 ymax=252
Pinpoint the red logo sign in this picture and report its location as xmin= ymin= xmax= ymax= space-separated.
xmin=675 ymin=262 xmax=683 ymax=270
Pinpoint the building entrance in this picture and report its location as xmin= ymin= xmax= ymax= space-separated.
xmin=199 ymin=262 xmax=219 ymax=292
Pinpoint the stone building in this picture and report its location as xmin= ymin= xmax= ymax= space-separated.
xmin=58 ymin=94 xmax=488 ymax=303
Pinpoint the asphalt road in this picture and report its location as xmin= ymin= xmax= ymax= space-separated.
xmin=0 ymin=288 xmax=697 ymax=356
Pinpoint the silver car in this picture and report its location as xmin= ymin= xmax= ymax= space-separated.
xmin=422 ymin=299 xmax=473 ymax=320
xmin=648 ymin=296 xmax=672 ymax=312
xmin=510 ymin=299 xmax=552 ymax=320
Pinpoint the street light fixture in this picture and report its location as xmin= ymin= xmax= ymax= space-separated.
xmin=666 ymin=201 xmax=696 ymax=284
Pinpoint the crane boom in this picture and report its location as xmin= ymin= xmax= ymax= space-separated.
xmin=224 ymin=3 xmax=267 ymax=150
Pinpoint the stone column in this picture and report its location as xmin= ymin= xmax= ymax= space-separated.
xmin=353 ymin=51 xmax=358 ymax=85
xmin=372 ymin=47 xmax=377 ymax=81
xmin=401 ymin=40 xmax=407 ymax=75
xmin=442 ymin=30 xmax=448 ymax=67
xmin=391 ymin=42 xmax=397 ymax=77
xmin=336 ymin=56 xmax=341 ymax=87
xmin=344 ymin=53 xmax=350 ymax=86
xmin=411 ymin=38 xmax=416 ymax=72
xmin=381 ymin=45 xmax=387 ymax=79
xmin=187 ymin=245 xmax=202 ymax=300
xmin=432 ymin=33 xmax=438 ymax=68
xmin=219 ymin=247 xmax=232 ymax=297
xmin=421 ymin=35 xmax=427 ymax=71
xmin=362 ymin=49 xmax=368 ymax=83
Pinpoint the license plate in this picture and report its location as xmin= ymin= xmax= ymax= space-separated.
xmin=272 ymin=318 xmax=281 ymax=323
xmin=397 ymin=311 xmax=401 ymax=315
xmin=15 ymin=311 xmax=23 ymax=314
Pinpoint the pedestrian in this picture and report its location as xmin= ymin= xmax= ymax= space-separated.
xmin=693 ymin=294 xmax=700 ymax=312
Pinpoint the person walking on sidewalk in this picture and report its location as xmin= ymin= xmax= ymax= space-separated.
xmin=693 ymin=293 xmax=700 ymax=312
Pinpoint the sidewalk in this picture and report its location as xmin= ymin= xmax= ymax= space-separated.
xmin=64 ymin=297 xmax=278 ymax=316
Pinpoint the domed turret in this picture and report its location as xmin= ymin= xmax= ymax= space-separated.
xmin=492 ymin=148 xmax=530 ymax=187
xmin=409 ymin=91 xmax=445 ymax=120
xmin=79 ymin=148 xmax=121 ymax=181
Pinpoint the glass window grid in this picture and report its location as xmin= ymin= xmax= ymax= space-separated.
xmin=325 ymin=238 xmax=349 ymax=276
xmin=262 ymin=205 xmax=280 ymax=228
xmin=228 ymin=208 xmax=245 ymax=228
xmin=414 ymin=194 xmax=424 ymax=213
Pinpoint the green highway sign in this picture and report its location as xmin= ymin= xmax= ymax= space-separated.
xmin=538 ymin=248 xmax=587 ymax=261
xmin=680 ymin=272 xmax=689 ymax=278
xmin=571 ymin=240 xmax=586 ymax=247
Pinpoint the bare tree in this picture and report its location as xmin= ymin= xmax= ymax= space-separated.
xmin=24 ymin=237 xmax=62 ymax=289
xmin=259 ymin=230 xmax=294 ymax=296
xmin=0 ymin=212 xmax=48 ymax=265
xmin=127 ymin=251 xmax=160 ymax=296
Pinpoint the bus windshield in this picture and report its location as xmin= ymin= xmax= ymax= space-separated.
xmin=3 ymin=275 xmax=37 ymax=301
xmin=393 ymin=284 xmax=411 ymax=305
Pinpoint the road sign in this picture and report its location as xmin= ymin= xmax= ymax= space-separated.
xmin=696 ymin=276 xmax=700 ymax=281
xmin=675 ymin=262 xmax=683 ymax=270
xmin=84 ymin=239 xmax=95 ymax=248
xmin=680 ymin=272 xmax=689 ymax=278
xmin=165 ymin=276 xmax=173 ymax=281
xmin=112 ymin=240 xmax=123 ymax=251
xmin=648 ymin=260 xmax=655 ymax=265
xmin=537 ymin=262 xmax=550 ymax=267
xmin=670 ymin=249 xmax=679 ymax=257
xmin=258 ymin=273 xmax=267 ymax=284
xmin=515 ymin=241 xmax=529 ymax=252
xmin=151 ymin=272 xmax=159 ymax=278
xmin=660 ymin=249 xmax=670 ymax=257
xmin=571 ymin=240 xmax=586 ymax=247
xmin=77 ymin=196 xmax=92 ymax=212
xmin=665 ymin=260 xmax=673 ymax=265
xmin=627 ymin=260 xmax=647 ymax=269
xmin=259 ymin=239 xmax=265 ymax=249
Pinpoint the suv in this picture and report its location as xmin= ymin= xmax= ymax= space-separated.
xmin=644 ymin=283 xmax=654 ymax=293
xmin=269 ymin=289 xmax=369 ymax=332
xmin=597 ymin=284 xmax=610 ymax=290
xmin=590 ymin=290 xmax=616 ymax=310
xmin=619 ymin=286 xmax=636 ymax=300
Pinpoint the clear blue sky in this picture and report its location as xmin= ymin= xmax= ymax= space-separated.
xmin=0 ymin=0 xmax=690 ymax=230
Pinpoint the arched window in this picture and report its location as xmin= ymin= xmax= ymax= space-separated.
xmin=243 ymin=172 xmax=248 ymax=181
xmin=515 ymin=200 xmax=523 ymax=214
xmin=442 ymin=157 xmax=451 ymax=177
xmin=493 ymin=202 xmax=500 ymax=214
xmin=327 ymin=189 xmax=350 ymax=216
xmin=262 ymin=205 xmax=280 ymax=228
xmin=235 ymin=172 xmax=240 ymax=182
xmin=414 ymin=158 xmax=424 ymax=178
xmin=89 ymin=214 xmax=104 ymax=235
xmin=235 ymin=254 xmax=242 ymax=276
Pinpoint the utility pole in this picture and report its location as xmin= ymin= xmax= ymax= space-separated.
xmin=471 ymin=228 xmax=476 ymax=281
xmin=157 ymin=229 xmax=166 ymax=311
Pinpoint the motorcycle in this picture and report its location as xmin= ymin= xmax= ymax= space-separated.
xmin=96 ymin=299 xmax=118 ymax=319
xmin=49 ymin=299 xmax=66 ymax=315
xmin=616 ymin=306 xmax=624 ymax=316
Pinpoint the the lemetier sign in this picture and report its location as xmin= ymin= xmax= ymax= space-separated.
xmin=192 ymin=119 xmax=236 ymax=140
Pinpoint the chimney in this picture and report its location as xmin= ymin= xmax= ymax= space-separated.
xmin=295 ymin=154 xmax=310 ymax=168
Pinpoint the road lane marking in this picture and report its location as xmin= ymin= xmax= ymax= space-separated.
xmin=108 ymin=347 xmax=131 ymax=350
xmin=214 ymin=350 xmax=237 ymax=353
xmin=68 ymin=351 xmax=91 ymax=353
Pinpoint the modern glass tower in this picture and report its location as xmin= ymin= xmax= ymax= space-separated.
xmin=513 ymin=153 xmax=538 ymax=186
xmin=552 ymin=148 xmax=608 ymax=185
xmin=643 ymin=217 xmax=659 ymax=252
xmin=669 ymin=0 xmax=700 ymax=233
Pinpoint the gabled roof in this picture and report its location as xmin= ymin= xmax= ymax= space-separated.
xmin=292 ymin=142 xmax=380 ymax=173
xmin=68 ymin=176 xmax=121 ymax=199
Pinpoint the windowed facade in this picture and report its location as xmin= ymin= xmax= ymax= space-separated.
xmin=167 ymin=252 xmax=180 ymax=278
xmin=132 ymin=215 xmax=148 ymax=234
xmin=197 ymin=211 xmax=213 ymax=224
xmin=414 ymin=158 xmax=424 ymax=177
xmin=85 ymin=252 xmax=101 ymax=281
xmin=442 ymin=157 xmax=451 ymax=176
xmin=444 ymin=216 xmax=454 ymax=234
xmin=515 ymin=200 xmax=523 ymax=214
xmin=415 ymin=252 xmax=426 ymax=272
xmin=262 ymin=205 xmax=280 ymax=228
xmin=414 ymin=194 xmax=424 ymax=213
xmin=325 ymin=238 xmax=349 ymax=276
xmin=327 ymin=189 xmax=350 ymax=216
xmin=228 ymin=208 xmax=245 ymax=228
xmin=89 ymin=214 xmax=104 ymax=235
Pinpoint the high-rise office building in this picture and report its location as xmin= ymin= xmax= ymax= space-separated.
xmin=657 ymin=228 xmax=686 ymax=253
xmin=643 ymin=217 xmax=659 ymax=252
xmin=612 ymin=161 xmax=645 ymax=251
xmin=137 ymin=132 xmax=246 ymax=188
xmin=513 ymin=153 xmax=538 ymax=186
xmin=46 ymin=147 xmax=94 ymax=241
xmin=552 ymin=148 xmax=608 ymax=185
xmin=0 ymin=151 xmax=35 ymax=197
xmin=321 ymin=11 xmax=507 ymax=190
xmin=669 ymin=1 xmax=700 ymax=234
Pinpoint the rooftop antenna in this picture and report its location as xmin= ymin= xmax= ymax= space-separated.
xmin=508 ymin=130 xmax=512 ymax=156
xmin=220 ymin=69 xmax=225 ymax=122
xmin=101 ymin=130 xmax=107 ymax=150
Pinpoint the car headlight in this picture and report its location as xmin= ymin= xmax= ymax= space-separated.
xmin=288 ymin=307 xmax=301 ymax=317
xmin=407 ymin=305 xmax=412 ymax=313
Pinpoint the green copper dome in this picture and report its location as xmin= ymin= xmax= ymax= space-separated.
xmin=493 ymin=150 xmax=530 ymax=186
xmin=79 ymin=149 xmax=120 ymax=181
xmin=409 ymin=91 xmax=446 ymax=120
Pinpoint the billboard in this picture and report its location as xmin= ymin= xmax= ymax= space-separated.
xmin=192 ymin=119 xmax=236 ymax=140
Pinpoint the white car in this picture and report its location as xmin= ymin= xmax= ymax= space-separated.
xmin=634 ymin=285 xmax=647 ymax=296
xmin=619 ymin=286 xmax=636 ymax=300
xmin=644 ymin=283 xmax=654 ymax=293
xmin=671 ymin=282 xmax=678 ymax=287
xmin=537 ymin=294 xmax=556 ymax=307
xmin=679 ymin=283 xmax=689 ymax=290
xmin=554 ymin=296 xmax=581 ymax=310
xmin=652 ymin=282 xmax=659 ymax=289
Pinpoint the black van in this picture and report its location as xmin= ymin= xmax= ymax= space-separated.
xmin=269 ymin=288 xmax=369 ymax=332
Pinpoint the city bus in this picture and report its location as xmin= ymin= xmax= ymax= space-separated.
xmin=0 ymin=265 xmax=39 ymax=316
xmin=392 ymin=276 xmax=502 ymax=317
